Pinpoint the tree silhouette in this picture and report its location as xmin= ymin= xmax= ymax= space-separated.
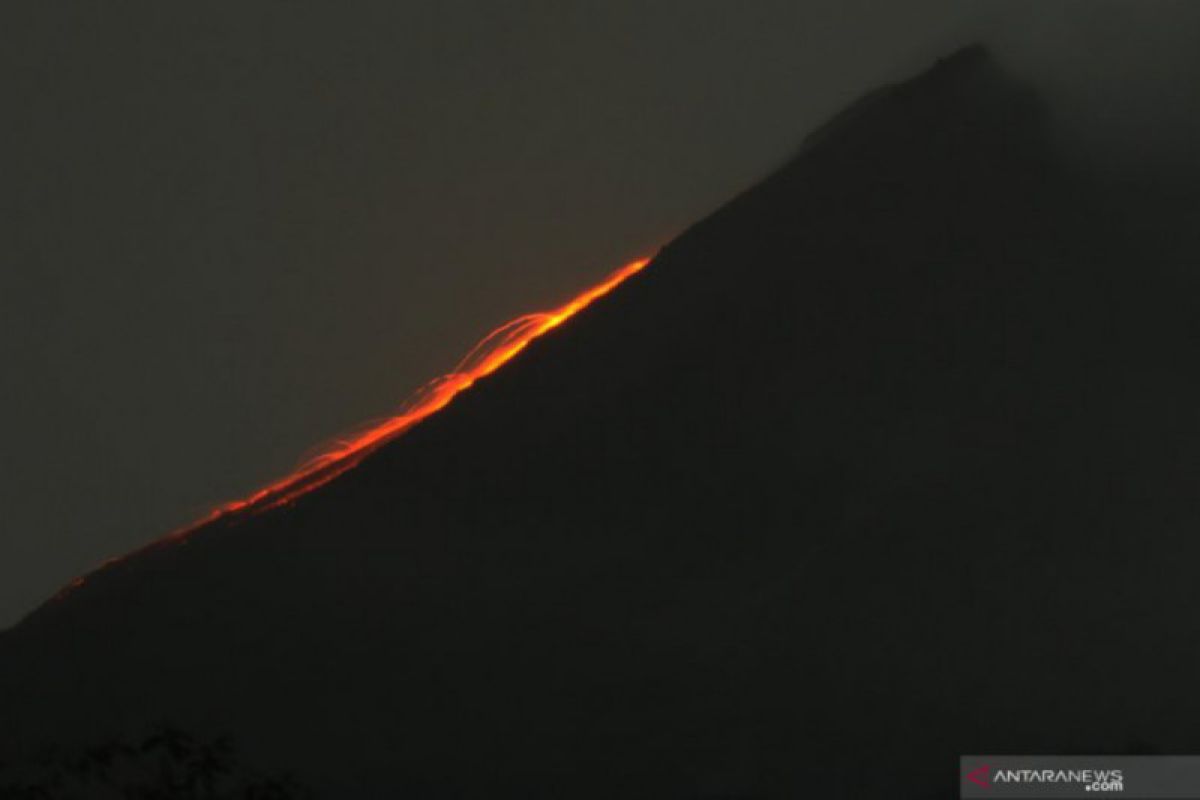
xmin=0 ymin=726 xmax=311 ymax=799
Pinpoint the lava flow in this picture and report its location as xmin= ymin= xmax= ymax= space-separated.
xmin=185 ymin=256 xmax=650 ymax=530
xmin=50 ymin=256 xmax=649 ymax=602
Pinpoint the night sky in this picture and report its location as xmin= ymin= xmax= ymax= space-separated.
xmin=2 ymin=1 xmax=1197 ymax=627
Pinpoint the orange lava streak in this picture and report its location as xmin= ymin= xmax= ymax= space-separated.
xmin=44 ymin=257 xmax=649 ymax=605
xmin=182 ymin=256 xmax=650 ymax=531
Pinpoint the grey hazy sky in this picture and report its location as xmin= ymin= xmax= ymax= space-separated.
xmin=2 ymin=1 xmax=1197 ymax=627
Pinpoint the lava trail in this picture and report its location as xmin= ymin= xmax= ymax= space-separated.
xmin=49 ymin=256 xmax=649 ymax=602
xmin=188 ymin=256 xmax=651 ymax=528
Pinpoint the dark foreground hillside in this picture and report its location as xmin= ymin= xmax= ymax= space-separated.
xmin=4 ymin=46 xmax=1200 ymax=798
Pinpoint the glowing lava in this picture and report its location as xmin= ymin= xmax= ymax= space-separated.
xmin=45 ymin=257 xmax=648 ymax=604
xmin=186 ymin=256 xmax=650 ymax=529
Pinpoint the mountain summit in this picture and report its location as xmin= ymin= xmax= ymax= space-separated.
xmin=5 ymin=46 xmax=1200 ymax=798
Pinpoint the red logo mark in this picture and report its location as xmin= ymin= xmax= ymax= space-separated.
xmin=967 ymin=764 xmax=992 ymax=788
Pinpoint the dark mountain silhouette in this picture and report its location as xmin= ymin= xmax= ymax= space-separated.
xmin=5 ymin=45 xmax=1200 ymax=798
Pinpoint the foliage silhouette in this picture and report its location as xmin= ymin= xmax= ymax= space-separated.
xmin=0 ymin=725 xmax=311 ymax=799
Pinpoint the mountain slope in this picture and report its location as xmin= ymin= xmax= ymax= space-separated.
xmin=4 ymin=46 xmax=1200 ymax=798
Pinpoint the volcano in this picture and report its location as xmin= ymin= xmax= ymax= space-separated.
xmin=5 ymin=45 xmax=1200 ymax=798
